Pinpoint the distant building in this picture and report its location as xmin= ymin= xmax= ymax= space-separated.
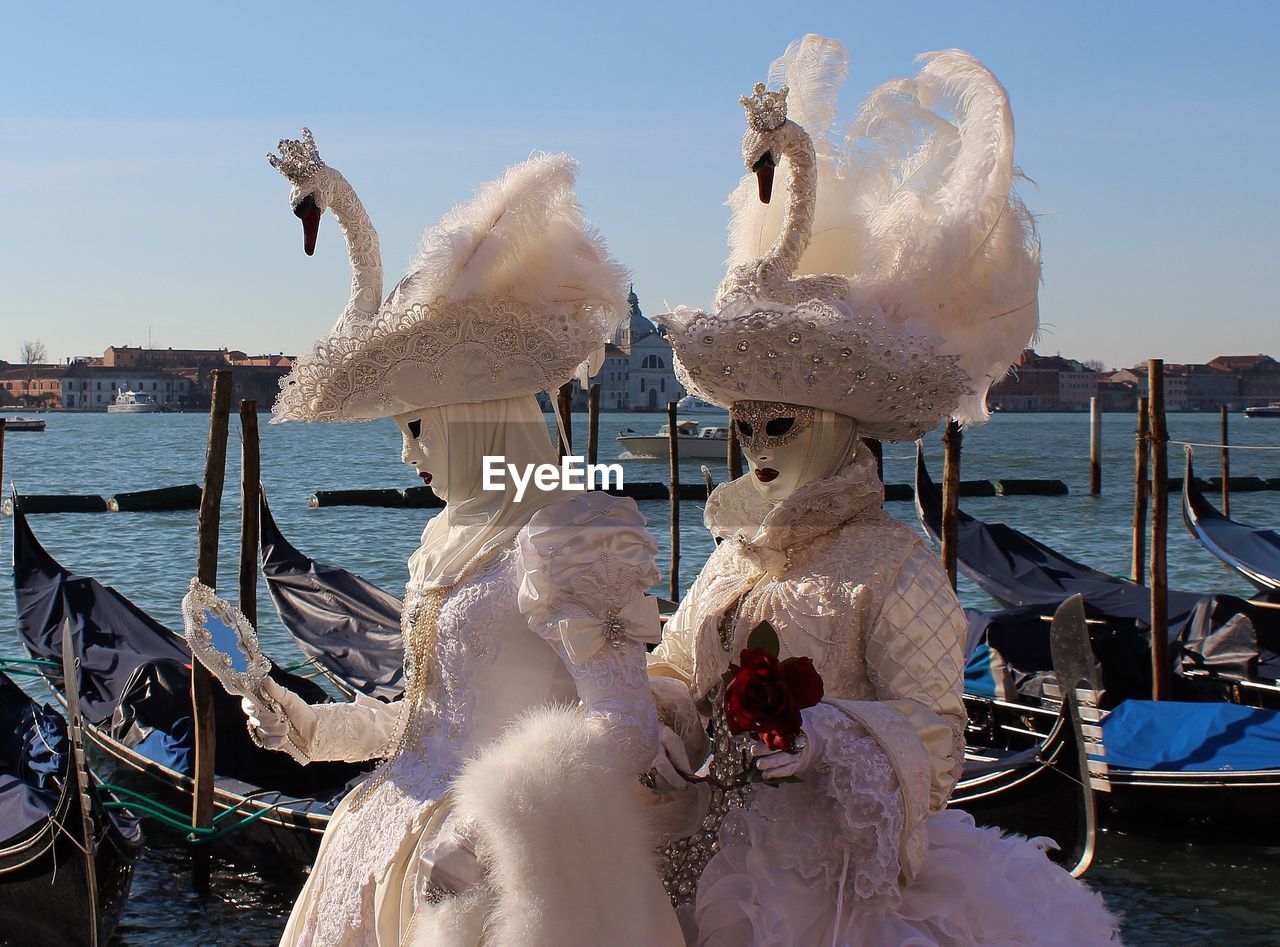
xmin=1207 ymin=355 xmax=1280 ymax=407
xmin=102 ymin=345 xmax=231 ymax=369
xmin=1172 ymin=363 xmax=1239 ymax=412
xmin=59 ymin=363 xmax=192 ymax=410
xmin=551 ymin=286 xmax=686 ymax=412
xmin=624 ymin=292 xmax=682 ymax=411
xmin=1053 ymin=357 xmax=1097 ymax=411
xmin=0 ymin=364 xmax=64 ymax=408
xmin=1094 ymin=376 xmax=1138 ymax=412
xmin=596 ymin=343 xmax=629 ymax=410
xmin=987 ymin=350 xmax=1065 ymax=412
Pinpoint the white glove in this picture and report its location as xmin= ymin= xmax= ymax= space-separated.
xmin=241 ymin=678 xmax=315 ymax=753
xmin=646 ymin=724 xmax=698 ymax=794
xmin=750 ymin=713 xmax=825 ymax=781
xmin=419 ymin=830 xmax=481 ymax=895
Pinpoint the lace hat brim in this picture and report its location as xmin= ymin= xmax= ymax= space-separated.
xmin=663 ymin=297 xmax=972 ymax=443
xmin=274 ymin=297 xmax=606 ymax=422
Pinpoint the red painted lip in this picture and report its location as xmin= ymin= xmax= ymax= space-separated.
xmin=418 ymin=471 xmax=432 ymax=484
xmin=755 ymin=468 xmax=779 ymax=483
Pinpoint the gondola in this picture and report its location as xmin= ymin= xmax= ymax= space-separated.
xmin=913 ymin=445 xmax=1203 ymax=623
xmin=0 ymin=666 xmax=141 ymax=945
xmin=10 ymin=493 xmax=368 ymax=875
xmin=966 ymin=636 xmax=1280 ymax=839
xmin=1183 ymin=455 xmax=1280 ymax=593
xmin=912 ymin=456 xmax=1280 ymax=832
xmin=913 ymin=448 xmax=1280 ymax=703
xmin=259 ymin=491 xmax=403 ymax=700
xmin=950 ymin=596 xmax=1106 ymax=876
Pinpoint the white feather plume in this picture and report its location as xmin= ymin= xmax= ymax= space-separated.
xmin=726 ymin=39 xmax=1039 ymax=426
xmin=766 ymin=35 xmax=849 ymax=151
xmin=392 ymin=153 xmax=630 ymax=373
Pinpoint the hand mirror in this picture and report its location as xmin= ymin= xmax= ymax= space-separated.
xmin=181 ymin=577 xmax=272 ymax=701
xmin=180 ymin=578 xmax=309 ymax=765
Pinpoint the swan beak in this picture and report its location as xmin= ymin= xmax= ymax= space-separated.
xmin=294 ymin=194 xmax=322 ymax=256
xmin=751 ymin=152 xmax=777 ymax=205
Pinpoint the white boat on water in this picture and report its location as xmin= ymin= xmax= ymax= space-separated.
xmin=1 ymin=417 xmax=46 ymax=432
xmin=107 ymin=390 xmax=160 ymax=414
xmin=617 ymin=420 xmax=730 ymax=460
xmin=676 ymin=394 xmax=727 ymax=415
xmin=1244 ymin=403 xmax=1280 ymax=419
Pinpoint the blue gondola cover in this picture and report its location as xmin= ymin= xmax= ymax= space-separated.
xmin=1102 ymin=700 xmax=1280 ymax=773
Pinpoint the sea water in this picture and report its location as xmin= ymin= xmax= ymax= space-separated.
xmin=1 ymin=410 xmax=1278 ymax=944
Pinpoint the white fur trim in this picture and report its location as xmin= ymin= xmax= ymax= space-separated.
xmin=449 ymin=705 xmax=682 ymax=946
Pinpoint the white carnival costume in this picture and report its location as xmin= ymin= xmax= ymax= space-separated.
xmin=648 ymin=38 xmax=1122 ymax=945
xmin=251 ymin=133 xmax=682 ymax=946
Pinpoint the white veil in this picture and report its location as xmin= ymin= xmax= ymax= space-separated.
xmin=407 ymin=394 xmax=563 ymax=590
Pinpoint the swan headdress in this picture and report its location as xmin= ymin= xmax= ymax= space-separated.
xmin=662 ymin=37 xmax=1040 ymax=442
xmin=269 ymin=131 xmax=629 ymax=422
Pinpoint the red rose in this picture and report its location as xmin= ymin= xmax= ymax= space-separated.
xmin=724 ymin=648 xmax=824 ymax=751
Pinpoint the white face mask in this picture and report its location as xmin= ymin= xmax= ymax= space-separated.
xmin=395 ymin=411 xmax=450 ymax=501
xmin=731 ymin=401 xmax=817 ymax=502
xmin=731 ymin=400 xmax=859 ymax=502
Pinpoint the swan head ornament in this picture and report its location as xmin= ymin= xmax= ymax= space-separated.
xmin=672 ymin=39 xmax=1039 ymax=441
xmin=739 ymin=82 xmax=800 ymax=204
xmin=268 ymin=128 xmax=330 ymax=256
xmin=272 ymin=153 xmax=629 ymax=423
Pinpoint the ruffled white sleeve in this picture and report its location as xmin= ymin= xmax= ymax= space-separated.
xmin=291 ymin=693 xmax=400 ymax=764
xmin=516 ymin=493 xmax=662 ymax=775
xmin=863 ymin=544 xmax=968 ymax=810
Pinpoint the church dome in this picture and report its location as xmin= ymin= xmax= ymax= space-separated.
xmin=627 ymin=285 xmax=658 ymax=341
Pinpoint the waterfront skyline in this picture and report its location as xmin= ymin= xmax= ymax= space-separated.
xmin=4 ymin=2 xmax=1278 ymax=369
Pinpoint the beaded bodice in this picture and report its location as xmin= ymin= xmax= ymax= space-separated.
xmin=297 ymin=542 xmax=582 ymax=943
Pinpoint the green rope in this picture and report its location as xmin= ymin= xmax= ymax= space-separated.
xmin=97 ymin=781 xmax=287 ymax=844
xmin=0 ymin=657 xmax=59 ymax=677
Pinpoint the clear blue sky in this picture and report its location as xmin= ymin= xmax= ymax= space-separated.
xmin=3 ymin=1 xmax=1277 ymax=370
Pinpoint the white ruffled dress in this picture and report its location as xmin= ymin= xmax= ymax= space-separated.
xmin=650 ymin=447 xmax=1122 ymax=946
xmin=278 ymin=492 xmax=681 ymax=946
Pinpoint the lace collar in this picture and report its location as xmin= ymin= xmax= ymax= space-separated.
xmin=704 ymin=445 xmax=883 ymax=574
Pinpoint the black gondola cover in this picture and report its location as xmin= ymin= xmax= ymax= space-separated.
xmin=0 ymin=671 xmax=66 ymax=847
xmin=914 ymin=448 xmax=1203 ymax=632
xmin=11 ymin=497 xmax=362 ymax=799
xmin=260 ymin=492 xmax=404 ymax=699
xmin=1184 ymin=456 xmax=1280 ymax=592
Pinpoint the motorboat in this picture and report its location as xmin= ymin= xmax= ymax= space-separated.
xmin=675 ymin=395 xmax=726 ymax=415
xmin=617 ymin=420 xmax=729 ymax=460
xmin=0 ymin=417 xmax=46 ymax=431
xmin=1244 ymin=403 xmax=1280 ymax=418
xmin=106 ymin=390 xmax=160 ymax=414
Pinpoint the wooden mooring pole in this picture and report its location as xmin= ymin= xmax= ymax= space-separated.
xmin=1131 ymin=396 xmax=1149 ymax=583
xmin=941 ymin=420 xmax=963 ymax=591
xmin=555 ymin=383 xmax=574 ymax=459
xmin=1220 ymin=405 xmax=1230 ymax=517
xmin=587 ymin=383 xmax=601 ymax=469
xmin=667 ymin=402 xmax=680 ymax=601
xmin=0 ymin=418 xmax=6 ymax=502
xmin=1148 ymin=360 xmax=1170 ymax=700
xmin=1089 ymin=397 xmax=1102 ymax=495
xmin=192 ymin=370 xmax=233 ymax=892
xmin=727 ymin=422 xmax=744 ymax=480
xmin=238 ymin=401 xmax=260 ymax=629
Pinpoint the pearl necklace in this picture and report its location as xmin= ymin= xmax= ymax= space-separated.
xmin=348 ymin=546 xmax=501 ymax=812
